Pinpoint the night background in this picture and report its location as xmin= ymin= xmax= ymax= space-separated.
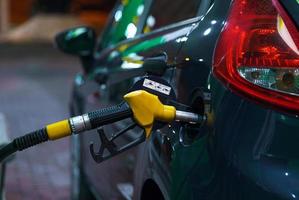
xmin=0 ymin=0 xmax=115 ymax=199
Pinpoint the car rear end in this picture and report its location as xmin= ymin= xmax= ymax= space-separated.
xmin=210 ymin=0 xmax=299 ymax=199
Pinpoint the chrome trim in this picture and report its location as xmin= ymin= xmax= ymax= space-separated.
xmin=70 ymin=116 xmax=86 ymax=134
xmin=82 ymin=114 xmax=91 ymax=130
xmin=175 ymin=110 xmax=204 ymax=124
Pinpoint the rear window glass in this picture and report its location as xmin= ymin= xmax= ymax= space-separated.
xmin=143 ymin=0 xmax=202 ymax=33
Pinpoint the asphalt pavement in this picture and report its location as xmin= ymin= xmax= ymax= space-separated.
xmin=0 ymin=43 xmax=81 ymax=200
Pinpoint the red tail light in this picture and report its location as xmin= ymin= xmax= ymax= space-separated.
xmin=213 ymin=0 xmax=299 ymax=114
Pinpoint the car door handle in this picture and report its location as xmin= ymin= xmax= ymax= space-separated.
xmin=142 ymin=52 xmax=170 ymax=76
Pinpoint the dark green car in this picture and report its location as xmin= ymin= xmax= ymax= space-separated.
xmin=56 ymin=0 xmax=299 ymax=199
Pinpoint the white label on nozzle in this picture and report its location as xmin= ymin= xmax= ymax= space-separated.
xmin=143 ymin=79 xmax=171 ymax=95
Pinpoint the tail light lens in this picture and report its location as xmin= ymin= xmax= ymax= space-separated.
xmin=213 ymin=0 xmax=299 ymax=114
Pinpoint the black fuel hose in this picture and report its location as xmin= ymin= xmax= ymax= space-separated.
xmin=0 ymin=103 xmax=132 ymax=162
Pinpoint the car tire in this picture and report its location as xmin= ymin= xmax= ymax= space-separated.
xmin=71 ymin=134 xmax=96 ymax=200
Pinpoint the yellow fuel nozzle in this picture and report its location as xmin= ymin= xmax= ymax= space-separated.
xmin=124 ymin=90 xmax=204 ymax=138
xmin=45 ymin=90 xmax=202 ymax=140
xmin=124 ymin=90 xmax=176 ymax=137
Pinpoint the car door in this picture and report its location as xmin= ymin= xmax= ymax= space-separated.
xmin=79 ymin=0 xmax=208 ymax=199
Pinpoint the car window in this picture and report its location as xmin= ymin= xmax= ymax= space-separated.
xmin=143 ymin=0 xmax=203 ymax=33
xmin=98 ymin=0 xmax=147 ymax=50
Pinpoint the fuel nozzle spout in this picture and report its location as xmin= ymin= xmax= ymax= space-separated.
xmin=175 ymin=110 xmax=205 ymax=124
xmin=0 ymin=90 xmax=204 ymax=162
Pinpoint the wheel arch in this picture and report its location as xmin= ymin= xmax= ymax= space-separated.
xmin=140 ymin=179 xmax=165 ymax=200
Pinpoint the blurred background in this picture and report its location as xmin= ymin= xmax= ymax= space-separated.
xmin=0 ymin=0 xmax=117 ymax=42
xmin=0 ymin=0 xmax=116 ymax=199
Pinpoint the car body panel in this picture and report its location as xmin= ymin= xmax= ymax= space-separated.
xmin=278 ymin=0 xmax=299 ymax=28
xmin=132 ymin=0 xmax=231 ymax=199
xmin=205 ymin=78 xmax=299 ymax=200
xmin=133 ymin=0 xmax=299 ymax=199
xmin=166 ymin=0 xmax=299 ymax=199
